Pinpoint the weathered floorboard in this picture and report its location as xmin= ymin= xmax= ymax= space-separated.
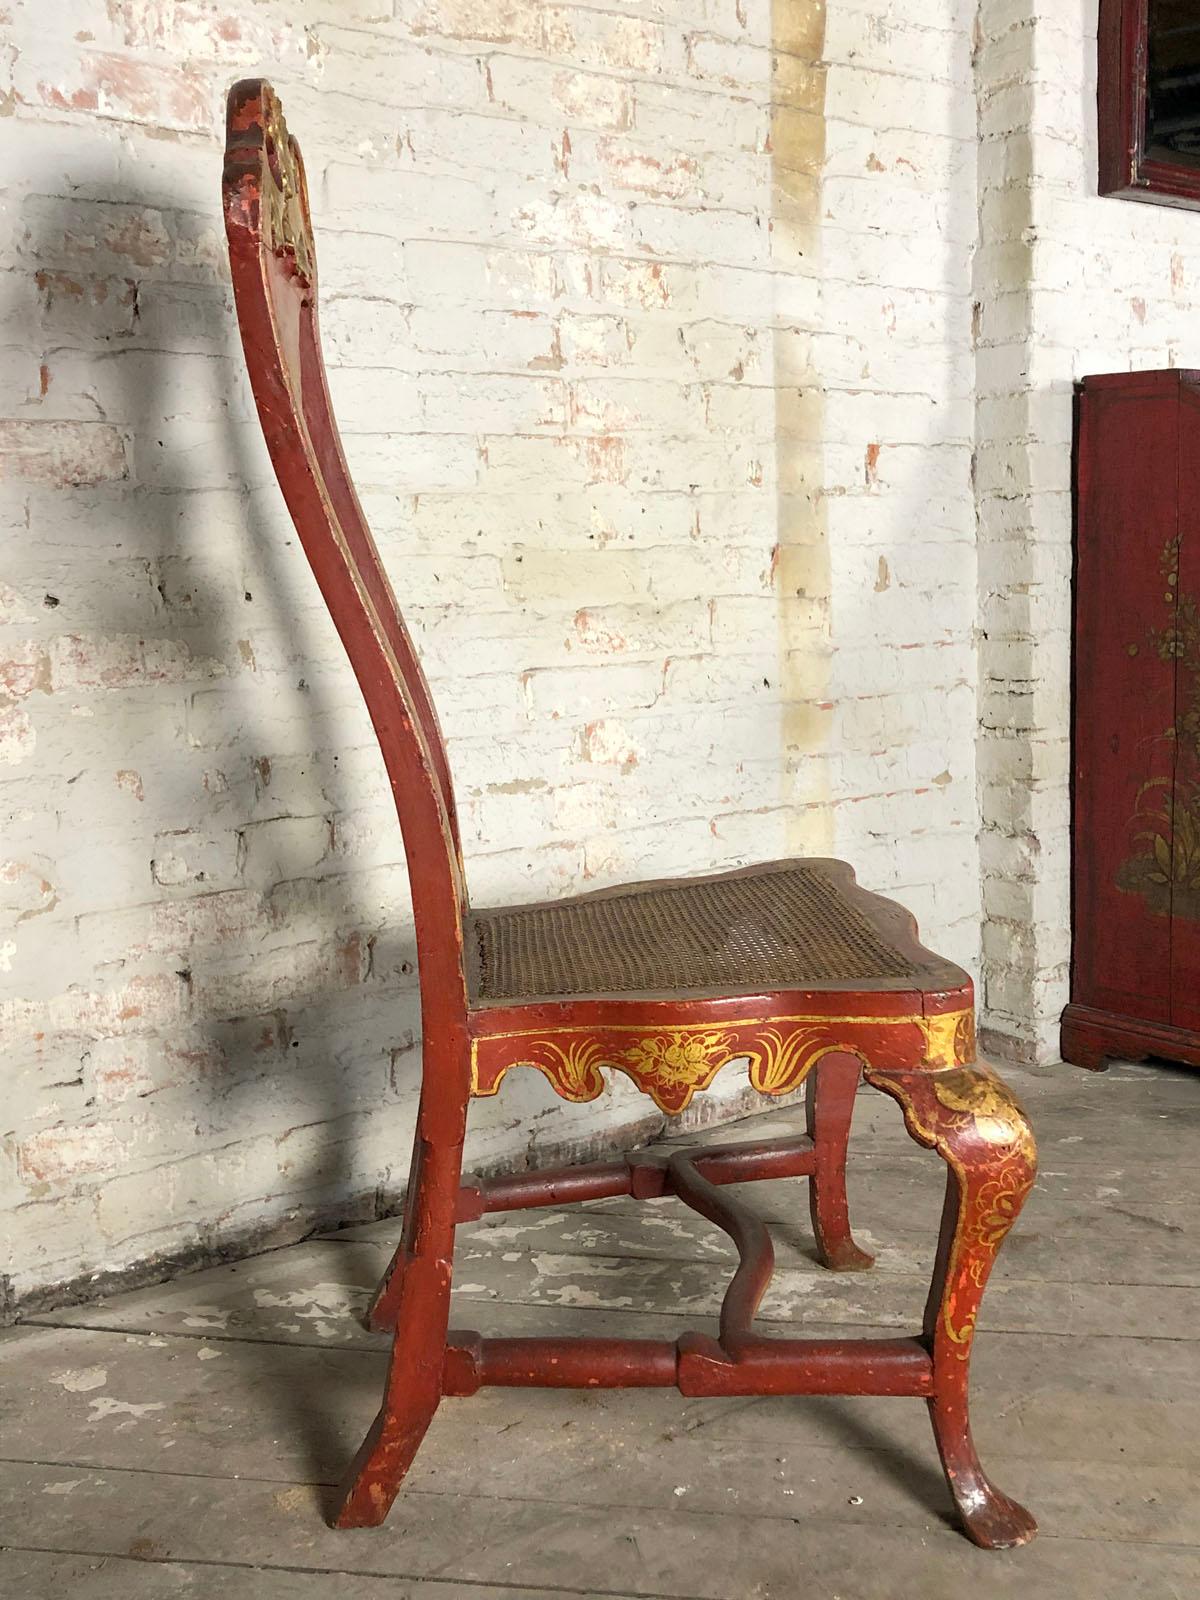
xmin=0 ymin=1550 xmax=636 ymax=1600
xmin=0 ymin=1327 xmax=1198 ymax=1542
xmin=2 ymin=1461 xmax=1198 ymax=1600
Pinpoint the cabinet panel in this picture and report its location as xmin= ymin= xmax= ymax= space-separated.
xmin=1071 ymin=380 xmax=1179 ymax=1024
xmin=1171 ymin=387 xmax=1200 ymax=1031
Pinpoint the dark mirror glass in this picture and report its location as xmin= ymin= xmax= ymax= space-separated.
xmin=1146 ymin=0 xmax=1200 ymax=163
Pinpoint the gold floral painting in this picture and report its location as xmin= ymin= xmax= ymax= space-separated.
xmin=1117 ymin=535 xmax=1200 ymax=920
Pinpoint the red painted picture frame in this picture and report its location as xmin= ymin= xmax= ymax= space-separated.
xmin=1099 ymin=0 xmax=1200 ymax=210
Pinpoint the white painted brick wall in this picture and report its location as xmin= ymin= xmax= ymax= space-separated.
xmin=0 ymin=0 xmax=982 ymax=1315
xmin=821 ymin=0 xmax=980 ymax=967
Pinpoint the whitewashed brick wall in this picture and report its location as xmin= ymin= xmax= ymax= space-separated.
xmin=821 ymin=0 xmax=979 ymax=962
xmin=1 ymin=0 xmax=982 ymax=1316
xmin=976 ymin=1 xmax=1200 ymax=1063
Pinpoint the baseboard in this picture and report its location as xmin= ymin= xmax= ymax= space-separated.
xmin=1060 ymin=1002 xmax=1200 ymax=1072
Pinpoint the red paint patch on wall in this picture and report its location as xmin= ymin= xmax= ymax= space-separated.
xmin=33 ymin=52 xmax=211 ymax=133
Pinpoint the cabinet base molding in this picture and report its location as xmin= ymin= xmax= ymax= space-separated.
xmin=1061 ymin=1004 xmax=1200 ymax=1073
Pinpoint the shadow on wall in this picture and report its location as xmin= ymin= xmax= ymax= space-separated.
xmin=3 ymin=173 xmax=426 ymax=1319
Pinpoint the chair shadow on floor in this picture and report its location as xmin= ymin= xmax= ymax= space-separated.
xmin=810 ymin=1397 xmax=957 ymax=1524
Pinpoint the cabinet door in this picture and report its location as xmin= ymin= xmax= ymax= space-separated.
xmin=1072 ymin=378 xmax=1179 ymax=1024
xmin=1172 ymin=383 xmax=1200 ymax=1032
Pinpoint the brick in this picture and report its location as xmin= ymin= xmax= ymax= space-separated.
xmin=111 ymin=1 xmax=309 ymax=66
xmin=19 ymin=50 xmax=214 ymax=133
xmin=635 ymin=81 xmax=767 ymax=152
xmin=401 ymin=108 xmax=562 ymax=185
xmin=634 ymin=203 xmax=768 ymax=267
xmin=593 ymin=138 xmax=700 ymax=201
xmin=0 ymin=421 xmax=128 ymax=486
xmin=487 ymin=57 xmax=632 ymax=131
xmin=323 ymin=164 xmax=496 ymax=241
xmin=0 ymin=857 xmax=57 ymax=918
xmin=238 ymin=815 xmax=333 ymax=890
xmin=559 ymin=312 xmax=631 ymax=368
xmin=47 ymin=633 xmax=224 ymax=692
xmin=35 ymin=270 xmax=139 ymax=340
xmin=338 ymin=431 xmax=481 ymax=493
xmin=0 ymin=641 xmax=49 ymax=699
xmin=570 ymin=377 xmax=700 ymax=434
xmin=511 ymin=192 xmax=632 ymax=252
xmin=408 ymin=306 xmax=560 ymax=368
xmin=189 ymin=932 xmax=370 ymax=1020
xmin=577 ymin=717 xmax=640 ymax=769
xmin=421 ymin=372 xmax=567 ymax=433
xmin=87 ymin=1038 xmax=208 ymax=1104
xmin=148 ymin=828 xmax=241 ymax=890
xmin=403 ymin=0 xmax=544 ymax=48
xmin=687 ymin=32 xmax=773 ymax=89
xmin=16 ymin=1121 xmax=122 ymax=1185
xmin=0 ymin=706 xmax=36 ymax=767
xmin=125 ymin=281 xmax=231 ymax=354
xmin=403 ymin=240 xmax=561 ymax=309
xmin=315 ymin=27 xmax=486 ymax=112
xmin=541 ymin=8 xmax=664 ymax=73
xmin=599 ymin=258 xmax=684 ymax=311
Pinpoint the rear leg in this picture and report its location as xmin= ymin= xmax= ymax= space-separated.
xmin=333 ymin=1128 xmax=462 ymax=1529
xmin=806 ymin=1052 xmax=874 ymax=1271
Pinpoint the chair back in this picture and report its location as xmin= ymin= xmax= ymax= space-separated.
xmin=223 ymin=80 xmax=469 ymax=1020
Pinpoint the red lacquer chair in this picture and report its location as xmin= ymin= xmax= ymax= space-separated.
xmin=223 ymin=80 xmax=1038 ymax=1549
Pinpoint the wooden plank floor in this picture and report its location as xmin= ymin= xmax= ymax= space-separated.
xmin=2 ymin=1059 xmax=1198 ymax=1598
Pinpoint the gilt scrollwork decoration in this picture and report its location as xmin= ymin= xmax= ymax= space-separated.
xmin=492 ymin=1027 xmax=742 ymax=1114
xmin=866 ymin=1062 xmax=1037 ymax=1355
xmin=261 ymin=87 xmax=314 ymax=286
xmin=472 ymin=1008 xmax=977 ymax=1115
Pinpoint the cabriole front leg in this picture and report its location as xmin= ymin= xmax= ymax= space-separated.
xmin=866 ymin=1061 xmax=1038 ymax=1549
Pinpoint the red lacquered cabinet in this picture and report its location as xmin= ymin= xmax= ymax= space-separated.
xmin=1062 ymin=369 xmax=1200 ymax=1071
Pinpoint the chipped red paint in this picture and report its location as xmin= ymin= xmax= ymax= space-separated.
xmin=225 ymin=79 xmax=1039 ymax=1552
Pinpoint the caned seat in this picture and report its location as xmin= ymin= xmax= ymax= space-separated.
xmin=470 ymin=859 xmax=961 ymax=1003
xmin=224 ymin=78 xmax=1039 ymax=1554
